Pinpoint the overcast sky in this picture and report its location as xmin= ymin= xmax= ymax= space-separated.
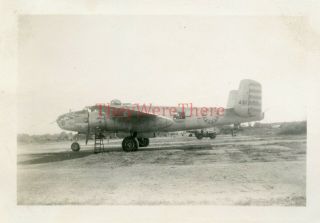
xmin=18 ymin=15 xmax=309 ymax=134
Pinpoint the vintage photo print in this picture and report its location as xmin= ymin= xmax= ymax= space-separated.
xmin=17 ymin=15 xmax=307 ymax=206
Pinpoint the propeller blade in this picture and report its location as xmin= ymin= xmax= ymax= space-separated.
xmin=85 ymin=131 xmax=89 ymax=145
xmin=85 ymin=110 xmax=90 ymax=145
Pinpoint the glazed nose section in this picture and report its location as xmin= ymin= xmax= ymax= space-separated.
xmin=56 ymin=114 xmax=67 ymax=129
xmin=57 ymin=113 xmax=74 ymax=130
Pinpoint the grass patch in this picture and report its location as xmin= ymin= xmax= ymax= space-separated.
xmin=277 ymin=121 xmax=307 ymax=135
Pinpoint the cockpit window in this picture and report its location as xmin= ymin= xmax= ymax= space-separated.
xmin=111 ymin=99 xmax=122 ymax=106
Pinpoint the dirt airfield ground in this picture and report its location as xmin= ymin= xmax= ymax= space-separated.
xmin=17 ymin=134 xmax=306 ymax=205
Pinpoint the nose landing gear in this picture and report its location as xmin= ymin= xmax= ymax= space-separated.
xmin=71 ymin=142 xmax=80 ymax=152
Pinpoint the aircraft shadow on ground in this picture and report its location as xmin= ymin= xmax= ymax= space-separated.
xmin=18 ymin=150 xmax=94 ymax=165
xmin=18 ymin=144 xmax=214 ymax=165
xmin=98 ymin=144 xmax=213 ymax=152
xmin=139 ymin=144 xmax=213 ymax=152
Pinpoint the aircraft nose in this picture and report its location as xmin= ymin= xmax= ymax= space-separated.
xmin=56 ymin=110 xmax=88 ymax=131
xmin=56 ymin=114 xmax=66 ymax=129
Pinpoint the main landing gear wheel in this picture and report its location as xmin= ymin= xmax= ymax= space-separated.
xmin=71 ymin=142 xmax=80 ymax=152
xmin=195 ymin=133 xmax=203 ymax=140
xmin=209 ymin=133 xmax=216 ymax=139
xmin=137 ymin=138 xmax=149 ymax=147
xmin=122 ymin=137 xmax=139 ymax=152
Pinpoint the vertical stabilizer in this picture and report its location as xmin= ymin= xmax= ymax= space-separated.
xmin=226 ymin=90 xmax=238 ymax=108
xmin=233 ymin=79 xmax=262 ymax=117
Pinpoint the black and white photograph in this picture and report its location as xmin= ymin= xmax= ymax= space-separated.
xmin=17 ymin=15 xmax=307 ymax=206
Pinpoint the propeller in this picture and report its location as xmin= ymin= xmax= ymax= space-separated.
xmin=85 ymin=109 xmax=90 ymax=145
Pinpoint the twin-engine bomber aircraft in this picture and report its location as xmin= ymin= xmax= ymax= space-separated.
xmin=57 ymin=79 xmax=263 ymax=152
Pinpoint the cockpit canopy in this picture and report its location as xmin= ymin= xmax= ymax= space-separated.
xmin=110 ymin=99 xmax=121 ymax=106
xmin=84 ymin=99 xmax=123 ymax=112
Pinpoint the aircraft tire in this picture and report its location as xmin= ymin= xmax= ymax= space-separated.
xmin=133 ymin=138 xmax=139 ymax=151
xmin=209 ymin=133 xmax=216 ymax=139
xmin=195 ymin=133 xmax=203 ymax=140
xmin=138 ymin=138 xmax=149 ymax=147
xmin=122 ymin=137 xmax=139 ymax=152
xmin=71 ymin=142 xmax=80 ymax=152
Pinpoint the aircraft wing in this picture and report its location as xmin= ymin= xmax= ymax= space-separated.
xmin=114 ymin=105 xmax=174 ymax=131
xmin=101 ymin=104 xmax=164 ymax=119
xmin=92 ymin=104 xmax=174 ymax=129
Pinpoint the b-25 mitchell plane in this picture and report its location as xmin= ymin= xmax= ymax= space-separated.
xmin=57 ymin=79 xmax=263 ymax=152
